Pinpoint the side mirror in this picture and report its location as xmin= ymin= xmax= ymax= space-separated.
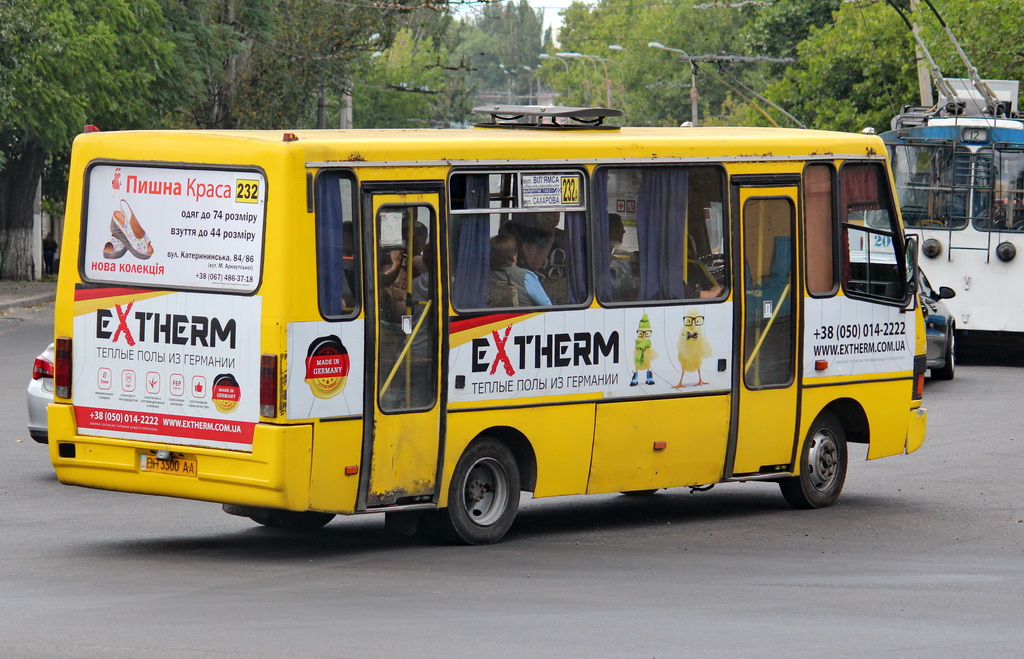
xmin=904 ymin=236 xmax=919 ymax=305
xmin=937 ymin=285 xmax=956 ymax=300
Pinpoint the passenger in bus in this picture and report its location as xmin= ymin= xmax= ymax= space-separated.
xmin=488 ymin=234 xmax=551 ymax=307
xmin=380 ymin=221 xmax=430 ymax=321
xmin=502 ymin=212 xmax=567 ymax=303
xmin=608 ymin=213 xmax=637 ymax=301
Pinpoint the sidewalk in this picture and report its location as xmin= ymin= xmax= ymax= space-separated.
xmin=0 ymin=279 xmax=58 ymax=315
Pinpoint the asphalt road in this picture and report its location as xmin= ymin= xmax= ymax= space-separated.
xmin=1 ymin=303 xmax=1021 ymax=658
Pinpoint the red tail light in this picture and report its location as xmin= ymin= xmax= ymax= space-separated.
xmin=912 ymin=354 xmax=927 ymax=401
xmin=33 ymin=356 xmax=55 ymax=380
xmin=260 ymin=354 xmax=278 ymax=418
xmin=55 ymin=337 xmax=72 ymax=399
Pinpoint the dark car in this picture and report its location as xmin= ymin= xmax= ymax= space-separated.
xmin=918 ymin=270 xmax=956 ymax=380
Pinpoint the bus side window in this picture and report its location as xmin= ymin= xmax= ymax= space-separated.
xmin=839 ymin=162 xmax=906 ymax=301
xmin=315 ymin=171 xmax=359 ymax=318
xmin=448 ymin=171 xmax=588 ymax=312
xmin=804 ymin=163 xmax=837 ymax=296
xmin=595 ymin=166 xmax=727 ymax=304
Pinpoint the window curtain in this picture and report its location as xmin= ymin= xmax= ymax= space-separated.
xmin=636 ymin=168 xmax=687 ymax=300
xmin=841 ymin=164 xmax=881 ymax=215
xmin=316 ymin=174 xmax=346 ymax=317
xmin=563 ymin=211 xmax=587 ymax=303
xmin=452 ymin=174 xmax=491 ymax=309
xmin=593 ymin=173 xmax=612 ymax=300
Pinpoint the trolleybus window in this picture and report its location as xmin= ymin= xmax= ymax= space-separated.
xmin=594 ymin=166 xmax=727 ymax=304
xmin=315 ymin=171 xmax=360 ymax=318
xmin=448 ymin=170 xmax=588 ymax=310
xmin=977 ymin=149 xmax=1024 ymax=231
xmin=840 ymin=162 xmax=907 ymax=302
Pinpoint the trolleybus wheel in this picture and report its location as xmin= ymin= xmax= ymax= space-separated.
xmin=440 ymin=438 xmax=520 ymax=545
xmin=932 ymin=328 xmax=955 ymax=380
xmin=779 ymin=411 xmax=847 ymax=509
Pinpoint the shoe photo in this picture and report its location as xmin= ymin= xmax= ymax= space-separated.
xmin=111 ymin=200 xmax=154 ymax=259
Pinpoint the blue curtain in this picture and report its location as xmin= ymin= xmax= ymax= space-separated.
xmin=636 ymin=168 xmax=687 ymax=300
xmin=316 ymin=174 xmax=346 ymax=317
xmin=452 ymin=175 xmax=491 ymax=309
xmin=592 ymin=173 xmax=611 ymax=300
xmin=563 ymin=211 xmax=587 ymax=303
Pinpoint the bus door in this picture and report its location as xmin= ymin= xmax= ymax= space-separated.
xmin=727 ymin=180 xmax=800 ymax=477
xmin=361 ymin=188 xmax=443 ymax=508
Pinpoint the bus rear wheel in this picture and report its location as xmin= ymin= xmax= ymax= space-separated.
xmin=438 ymin=438 xmax=520 ymax=545
xmin=779 ymin=411 xmax=847 ymax=509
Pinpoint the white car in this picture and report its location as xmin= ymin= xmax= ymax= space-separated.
xmin=26 ymin=343 xmax=54 ymax=443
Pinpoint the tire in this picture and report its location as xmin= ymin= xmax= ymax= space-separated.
xmin=437 ymin=438 xmax=521 ymax=545
xmin=931 ymin=328 xmax=955 ymax=380
xmin=779 ymin=411 xmax=847 ymax=509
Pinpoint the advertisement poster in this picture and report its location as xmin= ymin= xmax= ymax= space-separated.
xmin=83 ymin=164 xmax=265 ymax=293
xmin=286 ymin=320 xmax=365 ymax=420
xmin=448 ymin=305 xmax=732 ymax=405
xmin=803 ymin=297 xmax=914 ymax=378
xmin=72 ymin=291 xmax=262 ymax=451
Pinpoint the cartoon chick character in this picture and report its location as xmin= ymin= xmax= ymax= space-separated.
xmin=672 ymin=309 xmax=712 ymax=388
xmin=630 ymin=313 xmax=657 ymax=386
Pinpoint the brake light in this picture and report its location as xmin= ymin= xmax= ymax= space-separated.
xmin=260 ymin=354 xmax=278 ymax=417
xmin=912 ymin=354 xmax=927 ymax=401
xmin=33 ymin=356 xmax=55 ymax=380
xmin=55 ymin=337 xmax=72 ymax=399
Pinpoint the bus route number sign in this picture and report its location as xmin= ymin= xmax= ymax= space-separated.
xmin=522 ymin=173 xmax=582 ymax=208
xmin=235 ymin=179 xmax=261 ymax=204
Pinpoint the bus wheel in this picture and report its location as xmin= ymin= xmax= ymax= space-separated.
xmin=779 ymin=412 xmax=847 ymax=509
xmin=441 ymin=438 xmax=521 ymax=545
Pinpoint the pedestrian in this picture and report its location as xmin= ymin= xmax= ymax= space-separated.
xmin=42 ymin=232 xmax=58 ymax=276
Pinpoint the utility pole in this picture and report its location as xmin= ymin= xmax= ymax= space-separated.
xmin=910 ymin=0 xmax=933 ymax=106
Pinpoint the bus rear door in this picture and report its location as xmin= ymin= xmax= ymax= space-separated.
xmin=362 ymin=188 xmax=443 ymax=508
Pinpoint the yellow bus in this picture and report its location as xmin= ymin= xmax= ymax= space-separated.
xmin=49 ymin=106 xmax=927 ymax=544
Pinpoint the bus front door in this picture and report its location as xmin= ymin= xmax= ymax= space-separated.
xmin=362 ymin=191 xmax=442 ymax=508
xmin=729 ymin=183 xmax=800 ymax=477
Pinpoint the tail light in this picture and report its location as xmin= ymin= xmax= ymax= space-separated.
xmin=33 ymin=356 xmax=55 ymax=380
xmin=55 ymin=337 xmax=72 ymax=399
xmin=912 ymin=354 xmax=927 ymax=400
xmin=260 ymin=354 xmax=278 ymax=417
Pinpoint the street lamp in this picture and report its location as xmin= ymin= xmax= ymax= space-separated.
xmin=648 ymin=41 xmax=699 ymax=126
xmin=557 ymin=52 xmax=591 ymax=105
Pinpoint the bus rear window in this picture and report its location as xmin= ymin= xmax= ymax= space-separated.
xmin=81 ymin=163 xmax=265 ymax=293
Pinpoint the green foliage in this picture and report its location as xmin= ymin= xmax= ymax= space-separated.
xmin=0 ymin=0 xmax=175 ymax=155
xmin=456 ymin=0 xmax=547 ymax=106
xmin=354 ymin=28 xmax=460 ymax=128
xmin=759 ymin=3 xmax=916 ymax=131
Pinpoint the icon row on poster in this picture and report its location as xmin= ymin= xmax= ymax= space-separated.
xmin=97 ymin=368 xmax=210 ymax=398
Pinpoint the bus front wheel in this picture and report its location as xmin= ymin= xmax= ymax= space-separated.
xmin=439 ymin=438 xmax=521 ymax=545
xmin=779 ymin=412 xmax=847 ymax=509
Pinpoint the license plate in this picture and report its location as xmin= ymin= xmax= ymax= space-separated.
xmin=139 ymin=454 xmax=198 ymax=477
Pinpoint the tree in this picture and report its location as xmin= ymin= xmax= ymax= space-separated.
xmin=0 ymin=0 xmax=175 ymax=279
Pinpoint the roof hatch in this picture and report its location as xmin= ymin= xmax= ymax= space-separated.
xmin=472 ymin=105 xmax=623 ymax=130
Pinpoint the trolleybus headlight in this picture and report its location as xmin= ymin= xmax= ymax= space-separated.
xmin=922 ymin=238 xmax=942 ymax=259
xmin=996 ymin=241 xmax=1017 ymax=262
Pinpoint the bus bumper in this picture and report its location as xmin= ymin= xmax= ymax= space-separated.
xmin=48 ymin=403 xmax=314 ymax=511
xmin=906 ymin=406 xmax=927 ymax=454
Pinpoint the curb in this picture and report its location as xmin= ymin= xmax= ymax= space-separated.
xmin=0 ymin=291 xmax=57 ymax=315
